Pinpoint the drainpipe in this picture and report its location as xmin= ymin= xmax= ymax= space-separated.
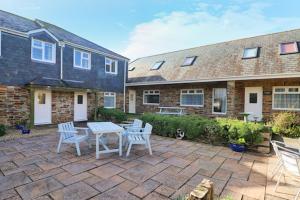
xmin=59 ymin=42 xmax=65 ymax=80
xmin=123 ymin=60 xmax=127 ymax=113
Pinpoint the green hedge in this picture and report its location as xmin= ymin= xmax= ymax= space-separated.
xmin=96 ymin=107 xmax=127 ymax=123
xmin=271 ymin=112 xmax=300 ymax=138
xmin=140 ymin=113 xmax=264 ymax=146
xmin=0 ymin=124 xmax=6 ymax=137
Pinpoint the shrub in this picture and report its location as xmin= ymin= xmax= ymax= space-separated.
xmin=96 ymin=107 xmax=127 ymax=123
xmin=140 ymin=113 xmax=264 ymax=146
xmin=271 ymin=112 xmax=300 ymax=138
xmin=0 ymin=124 xmax=6 ymax=137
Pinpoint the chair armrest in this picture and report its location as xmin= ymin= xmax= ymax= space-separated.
xmin=75 ymin=127 xmax=89 ymax=130
xmin=127 ymin=127 xmax=143 ymax=132
xmin=57 ymin=130 xmax=78 ymax=134
xmin=119 ymin=123 xmax=133 ymax=127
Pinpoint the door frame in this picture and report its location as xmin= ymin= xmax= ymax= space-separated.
xmin=34 ymin=89 xmax=52 ymax=125
xmin=74 ymin=92 xmax=88 ymax=121
xmin=128 ymin=90 xmax=136 ymax=114
xmin=244 ymin=87 xmax=263 ymax=121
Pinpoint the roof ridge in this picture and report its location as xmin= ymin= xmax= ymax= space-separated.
xmin=132 ymin=28 xmax=300 ymax=60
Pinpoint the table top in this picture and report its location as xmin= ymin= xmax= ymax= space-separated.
xmin=87 ymin=122 xmax=124 ymax=134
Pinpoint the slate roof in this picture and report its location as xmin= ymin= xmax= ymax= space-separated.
xmin=128 ymin=29 xmax=300 ymax=85
xmin=0 ymin=10 xmax=127 ymax=60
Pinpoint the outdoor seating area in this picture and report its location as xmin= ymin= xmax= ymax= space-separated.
xmin=0 ymin=128 xmax=299 ymax=200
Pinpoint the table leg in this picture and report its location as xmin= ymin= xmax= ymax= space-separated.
xmin=119 ymin=132 xmax=122 ymax=156
xmin=96 ymin=134 xmax=99 ymax=159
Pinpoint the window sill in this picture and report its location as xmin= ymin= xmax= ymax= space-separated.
xmin=180 ymin=104 xmax=204 ymax=107
xmin=105 ymin=72 xmax=118 ymax=75
xmin=73 ymin=66 xmax=91 ymax=70
xmin=143 ymin=103 xmax=159 ymax=106
xmin=272 ymin=108 xmax=300 ymax=111
xmin=31 ymin=59 xmax=56 ymax=65
xmin=242 ymin=56 xmax=258 ymax=60
xmin=279 ymin=52 xmax=299 ymax=55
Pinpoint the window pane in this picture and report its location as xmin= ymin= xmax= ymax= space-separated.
xmin=274 ymin=94 xmax=300 ymax=109
xmin=289 ymin=88 xmax=299 ymax=92
xmin=183 ymin=57 xmax=196 ymax=66
xmin=82 ymin=59 xmax=89 ymax=68
xmin=44 ymin=43 xmax=53 ymax=61
xmin=243 ymin=48 xmax=258 ymax=58
xmin=104 ymin=96 xmax=115 ymax=108
xmin=249 ymin=93 xmax=257 ymax=103
xmin=33 ymin=40 xmax=42 ymax=47
xmin=144 ymin=94 xmax=159 ymax=104
xmin=77 ymin=95 xmax=83 ymax=104
xmin=182 ymin=94 xmax=203 ymax=106
xmin=275 ymin=88 xmax=285 ymax=92
xmin=280 ymin=42 xmax=298 ymax=54
xmin=106 ymin=64 xmax=111 ymax=72
xmin=151 ymin=61 xmax=164 ymax=70
xmin=82 ymin=53 xmax=89 ymax=58
xmin=111 ymin=61 xmax=116 ymax=72
xmin=75 ymin=51 xmax=81 ymax=66
xmin=213 ymin=88 xmax=227 ymax=113
xmin=32 ymin=47 xmax=43 ymax=60
xmin=38 ymin=93 xmax=46 ymax=104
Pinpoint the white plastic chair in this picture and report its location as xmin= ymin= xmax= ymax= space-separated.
xmin=120 ymin=119 xmax=143 ymax=145
xmin=126 ymin=123 xmax=153 ymax=157
xmin=274 ymin=145 xmax=300 ymax=200
xmin=57 ymin=122 xmax=90 ymax=156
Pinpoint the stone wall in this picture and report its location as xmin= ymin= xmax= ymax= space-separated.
xmin=126 ymin=78 xmax=300 ymax=120
xmin=0 ymin=85 xmax=30 ymax=126
xmin=52 ymin=91 xmax=74 ymax=124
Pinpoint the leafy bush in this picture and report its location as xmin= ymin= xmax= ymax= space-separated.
xmin=271 ymin=112 xmax=300 ymax=138
xmin=140 ymin=113 xmax=264 ymax=146
xmin=0 ymin=124 xmax=6 ymax=137
xmin=96 ymin=107 xmax=127 ymax=123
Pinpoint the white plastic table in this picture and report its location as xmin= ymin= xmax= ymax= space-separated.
xmin=87 ymin=122 xmax=124 ymax=159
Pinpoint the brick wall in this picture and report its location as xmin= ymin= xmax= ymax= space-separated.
xmin=126 ymin=78 xmax=300 ymax=120
xmin=0 ymin=85 xmax=30 ymax=126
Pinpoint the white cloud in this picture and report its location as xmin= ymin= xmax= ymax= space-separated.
xmin=122 ymin=3 xmax=300 ymax=60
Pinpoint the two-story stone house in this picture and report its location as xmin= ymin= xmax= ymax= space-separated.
xmin=126 ymin=29 xmax=300 ymax=121
xmin=0 ymin=10 xmax=128 ymax=126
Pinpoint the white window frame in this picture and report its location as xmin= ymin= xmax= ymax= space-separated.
xmin=212 ymin=88 xmax=227 ymax=115
xmin=272 ymin=86 xmax=300 ymax=111
xmin=0 ymin=31 xmax=1 ymax=57
xmin=105 ymin=57 xmax=118 ymax=74
xmin=242 ymin=47 xmax=259 ymax=59
xmin=73 ymin=49 xmax=91 ymax=69
xmin=104 ymin=92 xmax=116 ymax=109
xmin=182 ymin=56 xmax=197 ymax=66
xmin=143 ymin=90 xmax=160 ymax=105
xmin=31 ymin=38 xmax=56 ymax=63
xmin=180 ymin=89 xmax=204 ymax=107
xmin=279 ymin=42 xmax=299 ymax=55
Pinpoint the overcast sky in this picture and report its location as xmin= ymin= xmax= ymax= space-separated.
xmin=1 ymin=0 xmax=300 ymax=59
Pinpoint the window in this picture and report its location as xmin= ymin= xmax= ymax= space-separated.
xmin=38 ymin=93 xmax=46 ymax=104
xmin=151 ymin=61 xmax=164 ymax=70
xmin=180 ymin=89 xmax=204 ymax=107
xmin=143 ymin=90 xmax=160 ymax=105
xmin=182 ymin=56 xmax=197 ymax=66
xmin=280 ymin=42 xmax=298 ymax=54
xmin=31 ymin=38 xmax=56 ymax=63
xmin=104 ymin=92 xmax=116 ymax=108
xmin=243 ymin=47 xmax=259 ymax=59
xmin=128 ymin=65 xmax=135 ymax=71
xmin=273 ymin=86 xmax=300 ymax=110
xmin=249 ymin=93 xmax=258 ymax=104
xmin=105 ymin=58 xmax=118 ymax=74
xmin=212 ymin=88 xmax=227 ymax=114
xmin=77 ymin=95 xmax=83 ymax=104
xmin=73 ymin=49 xmax=91 ymax=69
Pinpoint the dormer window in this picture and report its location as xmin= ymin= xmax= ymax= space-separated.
xmin=182 ymin=56 xmax=197 ymax=66
xmin=151 ymin=61 xmax=164 ymax=70
xmin=243 ymin=47 xmax=259 ymax=59
xmin=74 ymin=49 xmax=91 ymax=69
xmin=280 ymin=42 xmax=298 ymax=54
xmin=31 ymin=38 xmax=56 ymax=63
xmin=105 ymin=57 xmax=118 ymax=74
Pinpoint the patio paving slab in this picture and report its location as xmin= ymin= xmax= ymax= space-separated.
xmin=89 ymin=163 xmax=124 ymax=179
xmin=0 ymin=172 xmax=31 ymax=192
xmin=130 ymin=179 xmax=160 ymax=198
xmin=90 ymin=187 xmax=140 ymax=200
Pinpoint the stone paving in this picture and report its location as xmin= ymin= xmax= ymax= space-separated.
xmin=0 ymin=131 xmax=299 ymax=200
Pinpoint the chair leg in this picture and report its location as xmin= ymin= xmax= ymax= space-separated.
xmin=295 ymin=188 xmax=300 ymax=200
xmin=274 ymin=168 xmax=283 ymax=192
xmin=75 ymin=142 xmax=81 ymax=156
xmin=57 ymin=137 xmax=63 ymax=153
xmin=271 ymin=162 xmax=282 ymax=180
xmin=147 ymin=139 xmax=152 ymax=155
xmin=126 ymin=143 xmax=132 ymax=157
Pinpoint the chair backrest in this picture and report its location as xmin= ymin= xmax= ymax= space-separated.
xmin=143 ymin=123 xmax=153 ymax=135
xmin=58 ymin=122 xmax=76 ymax=140
xmin=277 ymin=145 xmax=300 ymax=177
xmin=271 ymin=140 xmax=283 ymax=157
xmin=133 ymin=119 xmax=143 ymax=128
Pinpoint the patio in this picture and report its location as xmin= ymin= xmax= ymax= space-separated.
xmin=0 ymin=129 xmax=298 ymax=200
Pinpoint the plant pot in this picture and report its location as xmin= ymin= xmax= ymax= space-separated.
xmin=21 ymin=129 xmax=30 ymax=134
xmin=16 ymin=125 xmax=25 ymax=130
xmin=229 ymin=143 xmax=246 ymax=152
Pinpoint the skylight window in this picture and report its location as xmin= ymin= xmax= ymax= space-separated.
xmin=280 ymin=42 xmax=298 ymax=54
xmin=243 ymin=47 xmax=259 ymax=59
xmin=151 ymin=61 xmax=164 ymax=70
xmin=128 ymin=65 xmax=135 ymax=71
xmin=182 ymin=56 xmax=197 ymax=66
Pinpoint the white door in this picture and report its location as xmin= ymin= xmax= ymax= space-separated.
xmin=34 ymin=90 xmax=52 ymax=125
xmin=244 ymin=87 xmax=263 ymax=121
xmin=74 ymin=92 xmax=87 ymax=121
xmin=128 ymin=90 xmax=136 ymax=113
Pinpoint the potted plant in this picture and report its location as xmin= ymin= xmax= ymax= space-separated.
xmin=229 ymin=138 xmax=246 ymax=152
xmin=16 ymin=120 xmax=30 ymax=134
xmin=15 ymin=120 xmax=25 ymax=130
